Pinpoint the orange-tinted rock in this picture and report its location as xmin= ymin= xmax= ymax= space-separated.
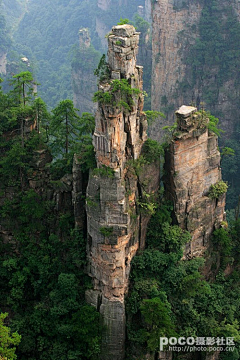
xmin=165 ymin=106 xmax=226 ymax=258
xmin=86 ymin=24 xmax=159 ymax=360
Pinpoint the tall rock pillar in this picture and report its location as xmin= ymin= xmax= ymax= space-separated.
xmin=165 ymin=105 xmax=226 ymax=258
xmin=86 ymin=25 xmax=150 ymax=360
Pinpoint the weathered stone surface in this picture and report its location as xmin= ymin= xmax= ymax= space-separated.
xmin=112 ymin=24 xmax=135 ymax=38
xmin=86 ymin=25 xmax=159 ymax=360
xmin=165 ymin=106 xmax=226 ymax=258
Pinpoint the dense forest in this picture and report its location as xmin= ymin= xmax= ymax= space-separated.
xmin=0 ymin=71 xmax=102 ymax=359
xmin=0 ymin=1 xmax=240 ymax=360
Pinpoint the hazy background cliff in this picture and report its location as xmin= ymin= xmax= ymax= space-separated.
xmin=151 ymin=0 xmax=240 ymax=139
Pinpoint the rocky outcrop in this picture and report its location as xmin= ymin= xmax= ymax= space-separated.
xmin=86 ymin=24 xmax=158 ymax=360
xmin=164 ymin=106 xmax=226 ymax=258
xmin=151 ymin=0 xmax=240 ymax=140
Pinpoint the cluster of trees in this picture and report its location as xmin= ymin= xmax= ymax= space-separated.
xmin=126 ymin=200 xmax=240 ymax=359
xmin=0 ymin=72 xmax=101 ymax=360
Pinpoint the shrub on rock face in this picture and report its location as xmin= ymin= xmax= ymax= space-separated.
xmin=208 ymin=180 xmax=228 ymax=200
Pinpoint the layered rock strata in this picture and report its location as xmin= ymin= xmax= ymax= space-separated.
xmin=86 ymin=25 xmax=157 ymax=360
xmin=164 ymin=106 xmax=226 ymax=258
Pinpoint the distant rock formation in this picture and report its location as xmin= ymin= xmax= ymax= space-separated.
xmin=150 ymin=0 xmax=240 ymax=140
xmin=72 ymin=28 xmax=100 ymax=115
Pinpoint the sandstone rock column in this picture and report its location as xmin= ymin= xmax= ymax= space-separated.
xmin=85 ymin=24 xmax=149 ymax=360
xmin=164 ymin=105 xmax=226 ymax=258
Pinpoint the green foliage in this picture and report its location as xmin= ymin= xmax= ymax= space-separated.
xmin=32 ymin=96 xmax=50 ymax=135
xmin=221 ymin=147 xmax=235 ymax=158
xmin=92 ymin=90 xmax=113 ymax=105
xmin=126 ymin=155 xmax=147 ymax=177
xmin=50 ymin=99 xmax=80 ymax=156
xmin=126 ymin=198 xmax=240 ymax=358
xmin=0 ymin=75 xmax=103 ymax=359
xmin=213 ymin=228 xmax=233 ymax=269
xmin=141 ymin=138 xmax=164 ymax=163
xmin=207 ymin=112 xmax=224 ymax=137
xmin=71 ymin=305 xmax=102 ymax=358
xmin=144 ymin=110 xmax=165 ymax=126
xmin=93 ymin=54 xmax=110 ymax=82
xmin=10 ymin=71 xmax=35 ymax=106
xmin=208 ymin=180 xmax=228 ymax=200
xmin=93 ymin=78 xmax=141 ymax=112
xmin=92 ymin=165 xmax=115 ymax=179
xmin=140 ymin=297 xmax=176 ymax=351
xmin=0 ymin=313 xmax=21 ymax=360
xmin=162 ymin=122 xmax=178 ymax=136
xmin=117 ymin=18 xmax=130 ymax=25
xmin=0 ymin=195 xmax=102 ymax=360
xmin=137 ymin=191 xmax=158 ymax=216
xmin=133 ymin=14 xmax=150 ymax=34
xmin=99 ymin=226 xmax=113 ymax=237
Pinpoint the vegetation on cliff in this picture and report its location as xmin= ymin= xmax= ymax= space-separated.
xmin=0 ymin=313 xmax=21 ymax=360
xmin=0 ymin=74 xmax=101 ymax=360
xmin=126 ymin=202 xmax=240 ymax=359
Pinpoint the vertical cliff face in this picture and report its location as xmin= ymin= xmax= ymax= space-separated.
xmin=151 ymin=0 xmax=203 ymax=139
xmin=86 ymin=24 xmax=156 ymax=360
xmin=151 ymin=0 xmax=240 ymax=140
xmin=165 ymin=106 xmax=226 ymax=258
xmin=72 ymin=28 xmax=100 ymax=114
